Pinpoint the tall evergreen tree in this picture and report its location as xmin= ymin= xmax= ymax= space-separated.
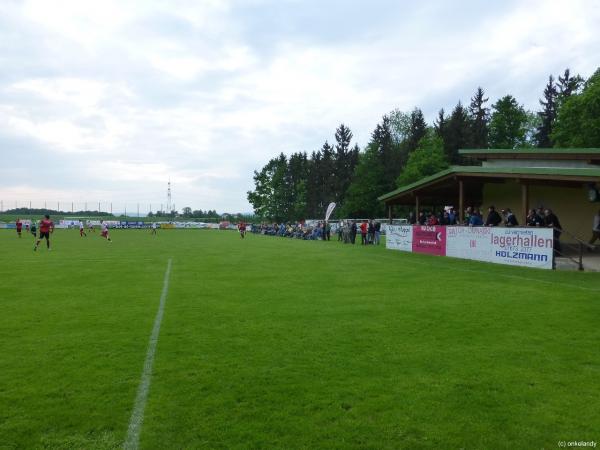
xmin=334 ymin=124 xmax=355 ymax=206
xmin=468 ymin=87 xmax=490 ymax=148
xmin=407 ymin=107 xmax=428 ymax=153
xmin=489 ymin=95 xmax=529 ymax=149
xmin=535 ymin=75 xmax=558 ymax=148
xmin=444 ymin=102 xmax=470 ymax=163
xmin=286 ymin=152 xmax=309 ymax=219
xmin=557 ymin=68 xmax=583 ymax=105
xmin=371 ymin=115 xmax=401 ymax=192
xmin=341 ymin=143 xmax=386 ymax=218
xmin=434 ymin=108 xmax=447 ymax=139
xmin=306 ymin=150 xmax=321 ymax=218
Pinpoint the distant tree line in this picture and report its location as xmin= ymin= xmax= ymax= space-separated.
xmin=3 ymin=207 xmax=114 ymax=217
xmin=248 ymin=67 xmax=600 ymax=221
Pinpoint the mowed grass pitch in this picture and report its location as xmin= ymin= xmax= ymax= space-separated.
xmin=1 ymin=229 xmax=599 ymax=449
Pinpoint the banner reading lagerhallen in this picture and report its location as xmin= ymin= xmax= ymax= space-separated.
xmin=445 ymin=226 xmax=554 ymax=270
xmin=412 ymin=225 xmax=446 ymax=256
xmin=488 ymin=228 xmax=554 ymax=269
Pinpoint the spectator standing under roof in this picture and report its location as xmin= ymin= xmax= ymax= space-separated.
xmin=502 ymin=208 xmax=519 ymax=227
xmin=464 ymin=206 xmax=473 ymax=225
xmin=526 ymin=209 xmax=544 ymax=227
xmin=544 ymin=209 xmax=562 ymax=256
xmin=485 ymin=206 xmax=502 ymax=227
xmin=469 ymin=209 xmax=484 ymax=227
xmin=427 ymin=212 xmax=439 ymax=226
xmin=448 ymin=208 xmax=457 ymax=225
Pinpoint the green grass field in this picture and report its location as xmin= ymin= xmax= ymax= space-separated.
xmin=1 ymin=229 xmax=599 ymax=449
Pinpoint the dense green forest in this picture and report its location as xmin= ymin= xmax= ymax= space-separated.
xmin=248 ymin=67 xmax=600 ymax=221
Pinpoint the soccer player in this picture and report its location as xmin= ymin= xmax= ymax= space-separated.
xmin=34 ymin=215 xmax=54 ymax=251
xmin=30 ymin=220 xmax=37 ymax=238
xmin=88 ymin=221 xmax=95 ymax=233
xmin=100 ymin=220 xmax=112 ymax=242
xmin=238 ymin=221 xmax=246 ymax=239
xmin=151 ymin=222 xmax=157 ymax=235
xmin=79 ymin=221 xmax=87 ymax=237
xmin=16 ymin=218 xmax=22 ymax=238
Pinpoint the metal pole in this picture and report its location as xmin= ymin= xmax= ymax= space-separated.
xmin=72 ymin=202 xmax=74 ymax=213
xmin=137 ymin=203 xmax=139 ymax=218
xmin=459 ymin=180 xmax=464 ymax=224
xmin=110 ymin=203 xmax=112 ymax=214
xmin=98 ymin=201 xmax=100 ymax=212
xmin=521 ymin=183 xmax=528 ymax=226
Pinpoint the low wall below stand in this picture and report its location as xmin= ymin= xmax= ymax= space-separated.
xmin=383 ymin=225 xmax=554 ymax=270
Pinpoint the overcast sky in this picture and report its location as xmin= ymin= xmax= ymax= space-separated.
xmin=1 ymin=0 xmax=599 ymax=213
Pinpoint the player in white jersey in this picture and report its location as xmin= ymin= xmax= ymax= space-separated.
xmin=79 ymin=221 xmax=87 ymax=237
xmin=151 ymin=222 xmax=157 ymax=235
xmin=100 ymin=220 xmax=112 ymax=242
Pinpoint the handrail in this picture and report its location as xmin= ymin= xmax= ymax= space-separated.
xmin=551 ymin=226 xmax=594 ymax=271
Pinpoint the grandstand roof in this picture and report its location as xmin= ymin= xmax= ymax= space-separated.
xmin=378 ymin=165 xmax=600 ymax=203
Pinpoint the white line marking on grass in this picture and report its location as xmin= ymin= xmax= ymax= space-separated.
xmin=123 ymin=258 xmax=172 ymax=450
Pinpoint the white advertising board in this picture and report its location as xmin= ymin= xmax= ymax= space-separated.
xmin=383 ymin=225 xmax=413 ymax=252
xmin=446 ymin=226 xmax=554 ymax=270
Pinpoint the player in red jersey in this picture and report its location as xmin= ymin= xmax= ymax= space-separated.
xmin=16 ymin=218 xmax=22 ymax=238
xmin=34 ymin=215 xmax=54 ymax=251
xmin=238 ymin=222 xmax=246 ymax=239
xmin=100 ymin=220 xmax=112 ymax=242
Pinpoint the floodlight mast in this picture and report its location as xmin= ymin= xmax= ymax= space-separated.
xmin=167 ymin=179 xmax=172 ymax=213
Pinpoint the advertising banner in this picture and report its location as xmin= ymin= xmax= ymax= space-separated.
xmin=384 ymin=225 xmax=554 ymax=270
xmin=446 ymin=226 xmax=493 ymax=262
xmin=383 ymin=225 xmax=413 ymax=252
xmin=412 ymin=225 xmax=446 ymax=256
xmin=487 ymin=227 xmax=554 ymax=269
xmin=446 ymin=226 xmax=554 ymax=270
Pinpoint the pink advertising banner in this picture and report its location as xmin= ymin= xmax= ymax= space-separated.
xmin=411 ymin=225 xmax=447 ymax=256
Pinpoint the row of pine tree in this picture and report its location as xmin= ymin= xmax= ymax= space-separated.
xmin=248 ymin=68 xmax=600 ymax=221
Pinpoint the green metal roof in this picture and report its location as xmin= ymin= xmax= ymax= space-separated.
xmin=378 ymin=165 xmax=600 ymax=202
xmin=459 ymin=148 xmax=600 ymax=155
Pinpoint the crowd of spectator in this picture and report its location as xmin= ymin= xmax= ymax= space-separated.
xmin=336 ymin=220 xmax=381 ymax=245
xmin=408 ymin=205 xmax=564 ymax=255
xmin=250 ymin=219 xmax=382 ymax=245
xmin=408 ymin=205 xmax=562 ymax=231
xmin=247 ymin=206 xmax=600 ymax=258
xmin=251 ymin=222 xmax=332 ymax=240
